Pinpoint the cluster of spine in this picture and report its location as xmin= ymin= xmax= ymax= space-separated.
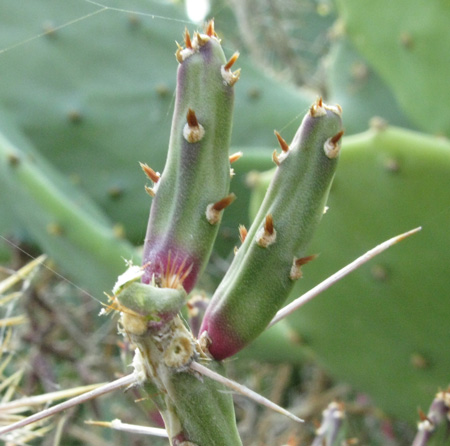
xmin=199 ymin=98 xmax=343 ymax=360
xmin=140 ymin=22 xmax=239 ymax=294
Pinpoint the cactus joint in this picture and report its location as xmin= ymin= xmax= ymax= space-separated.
xmin=256 ymin=214 xmax=277 ymax=248
xmin=183 ymin=109 xmax=205 ymax=143
xmin=163 ymin=333 xmax=195 ymax=369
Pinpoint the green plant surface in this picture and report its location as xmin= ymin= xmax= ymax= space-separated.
xmin=249 ymin=126 xmax=450 ymax=423
xmin=0 ymin=109 xmax=136 ymax=298
xmin=336 ymin=0 xmax=450 ymax=136
xmin=0 ymin=0 xmax=314 ymax=255
xmin=326 ymin=35 xmax=415 ymax=133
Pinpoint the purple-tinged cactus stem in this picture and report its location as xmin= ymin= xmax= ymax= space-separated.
xmin=200 ymin=99 xmax=343 ymax=360
xmin=141 ymin=22 xmax=239 ymax=293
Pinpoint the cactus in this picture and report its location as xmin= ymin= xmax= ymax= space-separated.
xmin=335 ymin=0 xmax=450 ymax=136
xmin=200 ymin=100 xmax=343 ymax=360
xmin=141 ymin=25 xmax=238 ymax=292
xmin=248 ymin=125 xmax=450 ymax=422
xmin=107 ymin=22 xmax=342 ymax=444
xmin=0 ymin=109 xmax=136 ymax=297
xmin=0 ymin=0 xmax=314 ymax=264
xmin=0 ymin=1 xmax=449 ymax=443
xmin=326 ymin=34 xmax=414 ymax=134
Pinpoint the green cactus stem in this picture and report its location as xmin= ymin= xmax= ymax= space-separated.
xmin=141 ymin=22 xmax=239 ymax=293
xmin=114 ymin=262 xmax=242 ymax=446
xmin=199 ymin=99 xmax=343 ymax=360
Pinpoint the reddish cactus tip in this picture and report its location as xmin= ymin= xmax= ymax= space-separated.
xmin=324 ymin=130 xmax=344 ymax=159
xmin=264 ymin=214 xmax=274 ymax=235
xmin=186 ymin=108 xmax=199 ymax=127
xmin=256 ymin=214 xmax=277 ymax=248
xmin=139 ymin=162 xmax=160 ymax=183
xmin=295 ymin=254 xmax=318 ymax=267
xmin=330 ymin=130 xmax=345 ymax=145
xmin=184 ymin=28 xmax=192 ymax=49
xmin=184 ymin=109 xmax=205 ymax=143
xmin=206 ymin=193 xmax=236 ymax=225
xmin=224 ymin=52 xmax=240 ymax=71
xmin=229 ymin=151 xmax=243 ymax=164
xmin=196 ymin=31 xmax=210 ymax=47
xmin=274 ymin=130 xmax=289 ymax=153
xmin=212 ymin=193 xmax=236 ymax=211
xmin=205 ymin=19 xmax=216 ymax=37
xmin=239 ymin=225 xmax=248 ymax=243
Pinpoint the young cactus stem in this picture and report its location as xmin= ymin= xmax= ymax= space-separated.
xmin=268 ymin=226 xmax=422 ymax=328
xmin=200 ymin=99 xmax=344 ymax=360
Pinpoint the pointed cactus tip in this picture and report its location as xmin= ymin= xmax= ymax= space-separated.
xmin=290 ymin=254 xmax=318 ymax=280
xmin=274 ymin=130 xmax=289 ymax=152
xmin=229 ymin=151 xmax=243 ymax=164
xmin=256 ymin=214 xmax=277 ymax=248
xmin=206 ymin=193 xmax=236 ymax=225
xmin=183 ymin=109 xmax=205 ymax=143
xmin=140 ymin=162 xmax=160 ymax=183
xmin=224 ymin=52 xmax=240 ymax=71
xmin=184 ymin=28 xmax=192 ymax=49
xmin=205 ymin=19 xmax=216 ymax=37
xmin=239 ymin=225 xmax=248 ymax=244
xmin=324 ymin=130 xmax=344 ymax=159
